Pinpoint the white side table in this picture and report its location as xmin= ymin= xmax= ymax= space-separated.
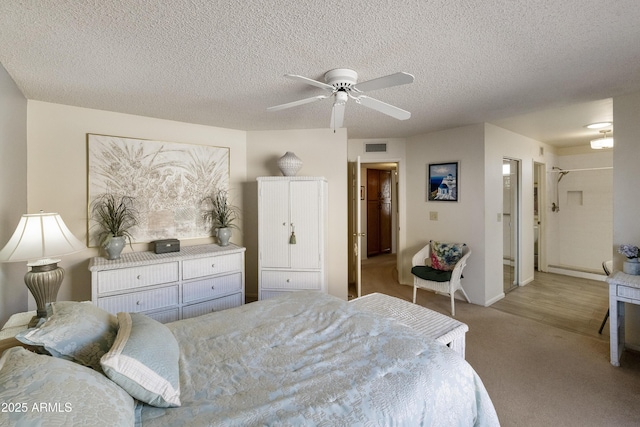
xmin=607 ymin=271 xmax=640 ymax=366
xmin=350 ymin=293 xmax=469 ymax=358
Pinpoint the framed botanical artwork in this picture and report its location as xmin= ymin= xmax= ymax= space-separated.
xmin=87 ymin=134 xmax=230 ymax=246
xmin=428 ymin=162 xmax=459 ymax=202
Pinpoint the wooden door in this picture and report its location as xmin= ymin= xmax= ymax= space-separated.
xmin=367 ymin=169 xmax=392 ymax=257
xmin=379 ymin=170 xmax=392 ymax=253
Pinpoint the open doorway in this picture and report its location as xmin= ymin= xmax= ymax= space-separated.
xmin=361 ymin=163 xmax=398 ymax=260
xmin=503 ymin=158 xmax=520 ymax=293
xmin=533 ymin=161 xmax=545 ymax=272
xmin=348 ymin=160 xmax=400 ymax=299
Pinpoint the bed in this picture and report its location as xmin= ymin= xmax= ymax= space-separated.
xmin=0 ymin=291 xmax=499 ymax=426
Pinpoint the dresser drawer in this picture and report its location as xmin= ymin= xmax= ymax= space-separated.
xmin=182 ymin=293 xmax=243 ymax=319
xmin=96 ymin=262 xmax=179 ymax=294
xmin=182 ymin=272 xmax=242 ymax=304
xmin=261 ymin=270 xmax=322 ymax=290
xmin=183 ymin=253 xmax=242 ymax=280
xmin=98 ymin=285 xmax=179 ymax=315
xmin=617 ymin=285 xmax=640 ymax=300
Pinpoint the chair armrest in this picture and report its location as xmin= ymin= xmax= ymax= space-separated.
xmin=450 ymin=250 xmax=472 ymax=281
xmin=412 ymin=244 xmax=431 ymax=267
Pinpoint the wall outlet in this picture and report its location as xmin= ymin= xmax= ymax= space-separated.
xmin=429 ymin=211 xmax=438 ymax=221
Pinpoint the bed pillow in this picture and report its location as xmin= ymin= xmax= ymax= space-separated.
xmin=0 ymin=347 xmax=135 ymax=426
xmin=101 ymin=312 xmax=181 ymax=407
xmin=16 ymin=301 xmax=117 ymax=371
xmin=430 ymin=240 xmax=465 ymax=271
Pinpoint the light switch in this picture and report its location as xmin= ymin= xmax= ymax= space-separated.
xmin=429 ymin=211 xmax=438 ymax=221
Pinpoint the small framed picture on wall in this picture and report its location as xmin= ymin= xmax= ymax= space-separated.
xmin=428 ymin=162 xmax=459 ymax=202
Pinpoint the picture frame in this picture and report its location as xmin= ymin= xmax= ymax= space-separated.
xmin=428 ymin=162 xmax=459 ymax=202
xmin=87 ymin=134 xmax=230 ymax=246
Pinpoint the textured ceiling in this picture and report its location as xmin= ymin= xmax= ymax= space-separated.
xmin=1 ymin=1 xmax=639 ymax=146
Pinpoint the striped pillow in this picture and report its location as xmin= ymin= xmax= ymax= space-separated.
xmin=100 ymin=312 xmax=181 ymax=407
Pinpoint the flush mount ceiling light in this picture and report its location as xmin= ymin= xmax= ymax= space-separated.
xmin=586 ymin=121 xmax=613 ymax=129
xmin=590 ymin=129 xmax=614 ymax=149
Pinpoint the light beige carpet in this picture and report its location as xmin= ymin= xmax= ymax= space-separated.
xmin=357 ymin=255 xmax=640 ymax=426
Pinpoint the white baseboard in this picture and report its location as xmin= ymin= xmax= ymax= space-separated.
xmin=546 ymin=266 xmax=606 ymax=281
xmin=484 ymin=293 xmax=505 ymax=307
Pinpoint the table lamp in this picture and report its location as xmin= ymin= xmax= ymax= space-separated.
xmin=0 ymin=212 xmax=86 ymax=327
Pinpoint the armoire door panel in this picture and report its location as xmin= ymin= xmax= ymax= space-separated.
xmin=259 ymin=180 xmax=290 ymax=268
xmin=290 ymin=181 xmax=321 ymax=269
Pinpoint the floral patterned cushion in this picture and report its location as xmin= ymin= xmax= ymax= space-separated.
xmin=430 ymin=241 xmax=465 ymax=271
xmin=0 ymin=347 xmax=135 ymax=426
xmin=16 ymin=301 xmax=118 ymax=372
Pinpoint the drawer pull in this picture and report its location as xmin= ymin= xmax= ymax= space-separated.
xmin=137 ymin=275 xmax=141 ymax=280
xmin=286 ymin=279 xmax=291 ymax=283
xmin=211 ymin=263 xmax=215 ymax=268
xmin=136 ymin=301 xmax=141 ymax=305
xmin=211 ymin=285 xmax=215 ymax=290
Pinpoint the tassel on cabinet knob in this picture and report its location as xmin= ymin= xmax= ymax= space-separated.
xmin=289 ymin=224 xmax=296 ymax=244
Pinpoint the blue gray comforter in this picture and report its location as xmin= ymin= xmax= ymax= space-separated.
xmin=140 ymin=291 xmax=499 ymax=426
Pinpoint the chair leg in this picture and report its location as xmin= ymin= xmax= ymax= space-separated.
xmin=413 ymin=285 xmax=417 ymax=304
xmin=450 ymin=291 xmax=455 ymax=317
xmin=598 ymin=309 xmax=609 ymax=334
xmin=459 ymin=286 xmax=471 ymax=303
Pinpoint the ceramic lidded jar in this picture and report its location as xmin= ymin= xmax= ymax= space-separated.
xmin=277 ymin=152 xmax=302 ymax=176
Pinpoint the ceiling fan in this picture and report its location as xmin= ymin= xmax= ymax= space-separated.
xmin=267 ymin=68 xmax=414 ymax=130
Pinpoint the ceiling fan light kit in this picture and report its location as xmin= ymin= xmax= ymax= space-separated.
xmin=268 ymin=68 xmax=414 ymax=130
xmin=590 ymin=129 xmax=614 ymax=149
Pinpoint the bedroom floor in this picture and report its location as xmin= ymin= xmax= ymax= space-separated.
xmin=353 ymin=253 xmax=610 ymax=341
xmin=355 ymin=253 xmax=640 ymax=426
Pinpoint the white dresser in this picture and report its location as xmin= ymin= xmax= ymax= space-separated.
xmin=89 ymin=243 xmax=245 ymax=323
xmin=257 ymin=177 xmax=328 ymax=300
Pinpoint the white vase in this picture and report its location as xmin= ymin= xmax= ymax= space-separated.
xmin=623 ymin=258 xmax=640 ymax=275
xmin=104 ymin=235 xmax=126 ymax=260
xmin=277 ymin=152 xmax=302 ymax=176
xmin=216 ymin=227 xmax=232 ymax=246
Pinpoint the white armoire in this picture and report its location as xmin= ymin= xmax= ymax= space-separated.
xmin=257 ymin=176 xmax=328 ymax=300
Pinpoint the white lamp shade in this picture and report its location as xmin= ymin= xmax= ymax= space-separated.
xmin=0 ymin=212 xmax=86 ymax=265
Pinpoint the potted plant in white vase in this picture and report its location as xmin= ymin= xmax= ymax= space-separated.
xmin=619 ymin=244 xmax=640 ymax=275
xmin=91 ymin=194 xmax=138 ymax=260
xmin=203 ymin=190 xmax=239 ymax=247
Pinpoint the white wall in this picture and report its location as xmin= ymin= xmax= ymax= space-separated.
xmin=546 ymin=149 xmax=613 ymax=274
xmin=245 ymin=129 xmax=349 ymax=300
xmin=27 ymin=101 xmax=247 ymax=303
xmin=405 ymin=125 xmax=489 ymax=304
xmin=613 ymin=90 xmax=640 ymax=346
xmin=0 ymin=64 xmax=28 ymax=325
xmin=484 ymin=124 xmax=556 ymax=301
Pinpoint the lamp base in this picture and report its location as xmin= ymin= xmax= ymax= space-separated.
xmin=24 ymin=262 xmax=64 ymax=323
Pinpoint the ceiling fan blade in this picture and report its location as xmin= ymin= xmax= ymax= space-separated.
xmin=267 ymin=95 xmax=329 ymax=111
xmin=330 ymin=102 xmax=346 ymax=130
xmin=352 ymin=72 xmax=414 ymax=93
xmin=285 ymin=74 xmax=335 ymax=91
xmin=357 ymin=95 xmax=411 ymax=120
